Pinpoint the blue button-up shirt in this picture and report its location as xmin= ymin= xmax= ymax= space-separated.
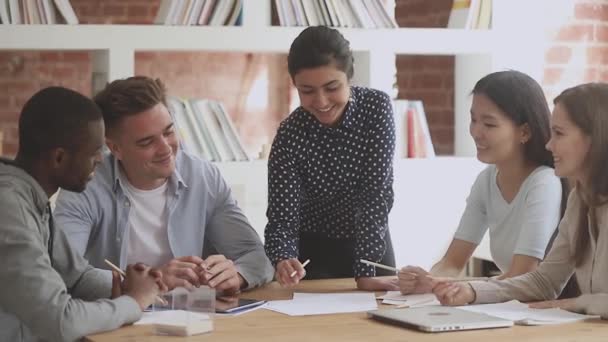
xmin=264 ymin=86 xmax=396 ymax=277
xmin=54 ymin=149 xmax=274 ymax=289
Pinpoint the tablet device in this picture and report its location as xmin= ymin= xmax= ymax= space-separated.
xmin=215 ymin=297 xmax=266 ymax=314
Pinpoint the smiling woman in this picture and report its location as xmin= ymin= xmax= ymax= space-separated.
xmin=398 ymin=70 xmax=567 ymax=296
xmin=264 ymin=26 xmax=399 ymax=292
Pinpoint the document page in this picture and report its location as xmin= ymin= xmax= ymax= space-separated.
xmin=377 ymin=291 xmax=440 ymax=307
xmin=265 ymin=292 xmax=378 ymax=316
xmin=459 ymin=300 xmax=599 ymax=325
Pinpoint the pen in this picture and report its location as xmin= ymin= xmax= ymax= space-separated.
xmin=290 ymin=259 xmax=311 ymax=277
xmin=104 ymin=259 xmax=168 ymax=305
xmin=359 ymin=259 xmax=398 ymax=272
xmin=359 ymin=259 xmax=489 ymax=282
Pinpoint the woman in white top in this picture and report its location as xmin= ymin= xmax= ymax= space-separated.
xmin=399 ymin=70 xmax=566 ymax=294
xmin=433 ymin=83 xmax=608 ymax=319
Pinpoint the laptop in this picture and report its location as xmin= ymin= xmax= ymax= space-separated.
xmin=367 ymin=306 xmax=514 ymax=333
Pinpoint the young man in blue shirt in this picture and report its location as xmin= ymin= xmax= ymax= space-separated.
xmin=54 ymin=76 xmax=273 ymax=295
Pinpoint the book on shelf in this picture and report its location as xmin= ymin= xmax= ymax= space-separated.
xmin=393 ymin=100 xmax=435 ymax=159
xmin=1 ymin=0 xmax=77 ymax=24
xmin=168 ymin=96 xmax=251 ymax=162
xmin=272 ymin=0 xmax=396 ymax=28
xmin=447 ymin=0 xmax=492 ymax=29
xmin=155 ymin=0 xmax=243 ymax=26
xmin=407 ymin=101 xmax=435 ymax=158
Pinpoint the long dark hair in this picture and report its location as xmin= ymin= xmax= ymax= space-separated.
xmin=472 ymin=70 xmax=569 ymax=216
xmin=554 ymin=83 xmax=608 ymax=266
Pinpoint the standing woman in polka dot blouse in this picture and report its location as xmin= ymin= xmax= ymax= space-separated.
xmin=264 ymin=26 xmax=399 ymax=291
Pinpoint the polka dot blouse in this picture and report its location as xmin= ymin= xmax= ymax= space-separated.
xmin=264 ymin=86 xmax=396 ymax=277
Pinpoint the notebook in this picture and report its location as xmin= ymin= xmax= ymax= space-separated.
xmin=367 ymin=306 xmax=514 ymax=333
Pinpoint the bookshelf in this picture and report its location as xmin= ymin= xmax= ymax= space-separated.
xmin=0 ymin=0 xmax=540 ymax=269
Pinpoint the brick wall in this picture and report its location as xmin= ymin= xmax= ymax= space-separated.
xmin=542 ymin=0 xmax=608 ymax=101
xmin=395 ymin=0 xmax=455 ymax=155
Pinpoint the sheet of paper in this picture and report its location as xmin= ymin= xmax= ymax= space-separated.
xmin=459 ymin=300 xmax=599 ymax=325
xmin=377 ymin=291 xmax=440 ymax=307
xmin=265 ymin=292 xmax=378 ymax=316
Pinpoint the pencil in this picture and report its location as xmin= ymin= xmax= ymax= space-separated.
xmin=359 ymin=259 xmax=398 ymax=272
xmin=359 ymin=259 xmax=489 ymax=282
xmin=430 ymin=276 xmax=489 ymax=283
xmin=104 ymin=259 xmax=167 ymax=305
xmin=290 ymin=259 xmax=311 ymax=277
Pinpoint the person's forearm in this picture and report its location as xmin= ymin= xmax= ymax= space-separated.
xmin=430 ymin=260 xmax=463 ymax=277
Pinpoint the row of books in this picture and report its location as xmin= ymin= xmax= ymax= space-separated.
xmin=155 ymin=0 xmax=242 ymax=26
xmin=447 ymin=0 xmax=492 ymax=29
xmin=272 ymin=0 xmax=397 ymax=28
xmin=393 ymin=100 xmax=436 ymax=159
xmin=167 ymin=97 xmax=250 ymax=162
xmin=169 ymin=96 xmax=433 ymax=162
xmin=0 ymin=0 xmax=77 ymax=24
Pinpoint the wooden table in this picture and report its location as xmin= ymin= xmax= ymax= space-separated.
xmin=86 ymin=278 xmax=608 ymax=341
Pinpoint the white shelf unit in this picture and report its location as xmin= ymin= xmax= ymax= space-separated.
xmin=1 ymin=0 xmax=536 ymax=268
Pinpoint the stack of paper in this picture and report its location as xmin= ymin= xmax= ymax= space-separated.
xmin=135 ymin=310 xmax=213 ymax=336
xmin=459 ymin=300 xmax=599 ymax=325
xmin=265 ymin=292 xmax=378 ymax=316
xmin=377 ymin=291 xmax=440 ymax=307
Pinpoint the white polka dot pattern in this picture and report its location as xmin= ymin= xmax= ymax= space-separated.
xmin=264 ymin=86 xmax=396 ymax=277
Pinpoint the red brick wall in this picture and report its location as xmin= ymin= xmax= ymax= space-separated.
xmin=542 ymin=0 xmax=608 ymax=101
xmin=395 ymin=0 xmax=455 ymax=155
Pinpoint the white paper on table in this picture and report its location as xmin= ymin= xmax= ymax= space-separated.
xmin=265 ymin=292 xmax=378 ymax=316
xmin=459 ymin=300 xmax=599 ymax=325
xmin=377 ymin=291 xmax=440 ymax=307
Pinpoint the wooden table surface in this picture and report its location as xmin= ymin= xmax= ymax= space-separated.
xmin=86 ymin=278 xmax=608 ymax=341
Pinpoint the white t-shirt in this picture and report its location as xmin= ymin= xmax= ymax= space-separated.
xmin=453 ymin=165 xmax=562 ymax=272
xmin=119 ymin=171 xmax=173 ymax=268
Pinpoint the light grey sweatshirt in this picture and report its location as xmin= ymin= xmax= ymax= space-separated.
xmin=0 ymin=159 xmax=142 ymax=342
xmin=470 ymin=189 xmax=608 ymax=319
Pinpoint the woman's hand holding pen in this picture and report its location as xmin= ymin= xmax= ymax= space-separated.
xmin=398 ymin=266 xmax=434 ymax=294
xmin=276 ymin=258 xmax=307 ymax=286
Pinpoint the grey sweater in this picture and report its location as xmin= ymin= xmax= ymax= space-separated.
xmin=0 ymin=159 xmax=142 ymax=342
xmin=470 ymin=189 xmax=608 ymax=319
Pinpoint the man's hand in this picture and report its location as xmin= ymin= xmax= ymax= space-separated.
xmin=200 ymin=255 xmax=245 ymax=296
xmin=275 ymin=258 xmax=306 ymax=287
xmin=111 ymin=270 xmax=123 ymax=299
xmin=122 ymin=263 xmax=168 ymax=310
xmin=159 ymin=256 xmax=205 ymax=290
xmin=356 ymin=277 xmax=400 ymax=291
